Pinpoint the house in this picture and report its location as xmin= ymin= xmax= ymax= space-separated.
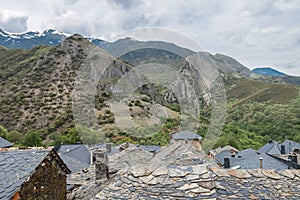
xmin=214 ymin=148 xmax=293 ymax=170
xmin=257 ymin=139 xmax=281 ymax=155
xmin=171 ymin=130 xmax=202 ymax=151
xmin=54 ymin=144 xmax=91 ymax=172
xmin=0 ymin=136 xmax=13 ymax=149
xmin=257 ymin=139 xmax=300 ymax=155
xmin=280 ymin=139 xmax=300 ymax=154
xmin=0 ymin=149 xmax=70 ymax=200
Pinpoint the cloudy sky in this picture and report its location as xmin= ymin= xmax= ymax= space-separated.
xmin=1 ymin=0 xmax=300 ymax=75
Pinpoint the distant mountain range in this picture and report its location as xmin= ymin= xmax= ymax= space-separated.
xmin=0 ymin=29 xmax=194 ymax=57
xmin=252 ymin=67 xmax=287 ymax=76
xmin=0 ymin=29 xmax=108 ymax=50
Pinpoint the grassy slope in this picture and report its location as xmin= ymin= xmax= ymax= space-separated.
xmin=217 ymin=79 xmax=300 ymax=150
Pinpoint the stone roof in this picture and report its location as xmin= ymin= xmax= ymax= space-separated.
xmin=69 ymin=163 xmax=300 ymax=199
xmin=67 ymin=141 xmax=300 ymax=199
xmin=209 ymin=145 xmax=239 ymax=157
xmin=55 ymin=144 xmax=91 ymax=172
xmin=171 ymin=130 xmax=203 ymax=141
xmin=139 ymin=145 xmax=161 ymax=153
xmin=0 ymin=137 xmax=12 ymax=148
xmin=0 ymin=150 xmax=50 ymax=199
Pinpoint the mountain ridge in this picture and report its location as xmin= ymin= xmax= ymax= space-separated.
xmin=0 ymin=32 xmax=299 ymax=149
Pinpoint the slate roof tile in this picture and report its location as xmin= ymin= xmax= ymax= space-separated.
xmin=0 ymin=137 xmax=12 ymax=148
xmin=55 ymin=144 xmax=91 ymax=172
xmin=280 ymin=139 xmax=300 ymax=154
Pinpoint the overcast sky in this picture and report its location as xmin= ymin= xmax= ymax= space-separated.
xmin=1 ymin=0 xmax=300 ymax=75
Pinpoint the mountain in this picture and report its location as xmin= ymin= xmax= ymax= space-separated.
xmin=0 ymin=29 xmax=66 ymax=49
xmin=0 ymin=32 xmax=299 ymax=149
xmin=0 ymin=29 xmax=108 ymax=50
xmin=252 ymin=67 xmax=287 ymax=76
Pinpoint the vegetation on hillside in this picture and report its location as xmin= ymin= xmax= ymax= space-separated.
xmin=1 ymin=37 xmax=300 ymax=150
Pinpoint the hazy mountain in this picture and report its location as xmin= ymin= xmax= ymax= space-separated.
xmin=252 ymin=67 xmax=287 ymax=76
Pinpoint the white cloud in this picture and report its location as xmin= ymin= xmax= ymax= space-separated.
xmin=0 ymin=0 xmax=299 ymax=75
xmin=0 ymin=9 xmax=28 ymax=32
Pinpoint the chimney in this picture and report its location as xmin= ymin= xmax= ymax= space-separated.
xmin=106 ymin=143 xmax=112 ymax=153
xmin=291 ymin=154 xmax=298 ymax=163
xmin=268 ymin=139 xmax=273 ymax=143
xmin=280 ymin=144 xmax=286 ymax=154
xmin=93 ymin=150 xmax=108 ymax=184
xmin=259 ymin=157 xmax=263 ymax=169
xmin=293 ymin=148 xmax=300 ymax=164
xmin=124 ymin=142 xmax=129 ymax=149
xmin=224 ymin=157 xmax=230 ymax=169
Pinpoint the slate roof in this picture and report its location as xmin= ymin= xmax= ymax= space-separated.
xmin=0 ymin=137 xmax=13 ymax=148
xmin=139 ymin=145 xmax=161 ymax=153
xmin=172 ymin=130 xmax=203 ymax=141
xmin=257 ymin=139 xmax=300 ymax=155
xmin=214 ymin=148 xmax=292 ymax=170
xmin=257 ymin=140 xmax=281 ymax=155
xmin=280 ymin=139 xmax=300 ymax=154
xmin=214 ymin=150 xmax=232 ymax=165
xmin=0 ymin=150 xmax=50 ymax=200
xmin=55 ymin=144 xmax=91 ymax=172
xmin=232 ymin=149 xmax=291 ymax=170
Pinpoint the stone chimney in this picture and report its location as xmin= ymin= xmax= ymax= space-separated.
xmin=294 ymin=148 xmax=300 ymax=164
xmin=259 ymin=157 xmax=263 ymax=169
xmin=93 ymin=150 xmax=108 ymax=184
xmin=289 ymin=154 xmax=298 ymax=164
xmin=280 ymin=144 xmax=286 ymax=154
xmin=106 ymin=143 xmax=112 ymax=153
xmin=224 ymin=157 xmax=230 ymax=169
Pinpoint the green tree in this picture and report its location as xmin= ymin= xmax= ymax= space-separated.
xmin=6 ymin=130 xmax=23 ymax=144
xmin=22 ymin=129 xmax=43 ymax=147
xmin=49 ymin=128 xmax=82 ymax=146
xmin=0 ymin=125 xmax=8 ymax=138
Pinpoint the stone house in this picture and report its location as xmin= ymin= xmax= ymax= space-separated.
xmin=0 ymin=149 xmax=70 ymax=200
xmin=171 ymin=130 xmax=203 ymax=151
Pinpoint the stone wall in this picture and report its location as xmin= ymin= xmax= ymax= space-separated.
xmin=20 ymin=152 xmax=68 ymax=200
